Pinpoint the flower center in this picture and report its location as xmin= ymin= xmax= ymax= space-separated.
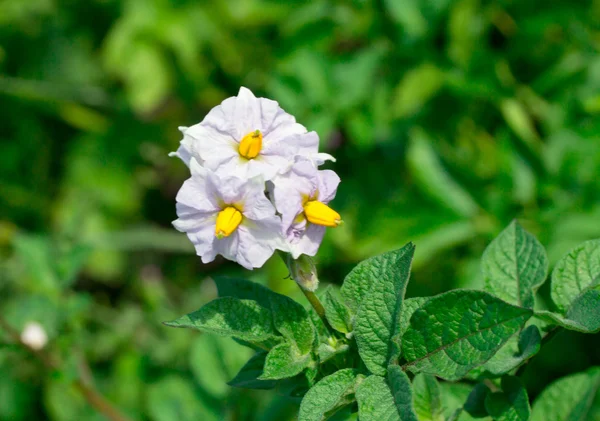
xmin=215 ymin=206 xmax=243 ymax=238
xmin=303 ymin=201 xmax=342 ymax=228
xmin=238 ymin=130 xmax=263 ymax=159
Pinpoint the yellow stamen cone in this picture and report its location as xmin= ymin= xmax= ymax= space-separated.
xmin=215 ymin=206 xmax=243 ymax=238
xmin=303 ymin=201 xmax=342 ymax=228
xmin=238 ymin=130 xmax=263 ymax=159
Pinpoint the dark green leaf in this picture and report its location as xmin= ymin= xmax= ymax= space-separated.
xmin=341 ymin=243 xmax=414 ymax=314
xmin=356 ymin=366 xmax=418 ymax=421
xmin=551 ymin=239 xmax=600 ymax=313
xmin=470 ymin=325 xmax=542 ymax=378
xmin=484 ymin=376 xmax=530 ymax=421
xmin=298 ymin=369 xmax=359 ymax=421
xmin=270 ymin=293 xmax=315 ymax=355
xmin=536 ymin=287 xmax=600 ymax=333
xmin=482 ymin=221 xmax=548 ymax=308
xmin=402 ymin=290 xmax=532 ymax=380
xmin=215 ymin=277 xmax=315 ymax=353
xmin=400 ymin=297 xmax=429 ymax=337
xmin=531 ymin=367 xmax=600 ymax=421
xmin=323 ymin=289 xmax=353 ymax=334
xmin=353 ymin=243 xmax=415 ymax=375
xmin=413 ymin=373 xmax=444 ymax=421
xmin=259 ymin=343 xmax=312 ymax=380
xmin=164 ymin=297 xmax=279 ymax=343
xmin=464 ymin=383 xmax=491 ymax=418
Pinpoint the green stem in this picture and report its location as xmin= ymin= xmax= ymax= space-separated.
xmin=300 ymin=287 xmax=327 ymax=319
xmin=295 ymin=281 xmax=339 ymax=337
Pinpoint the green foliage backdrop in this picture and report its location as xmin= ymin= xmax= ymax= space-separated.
xmin=1 ymin=0 xmax=599 ymax=419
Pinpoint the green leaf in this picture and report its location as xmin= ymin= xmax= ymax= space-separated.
xmin=402 ymin=290 xmax=532 ymax=380
xmin=228 ymin=351 xmax=278 ymax=390
xmin=164 ymin=297 xmax=279 ymax=343
xmin=269 ymin=293 xmax=315 ymax=355
xmin=413 ymin=374 xmax=444 ymax=421
xmin=531 ymin=367 xmax=600 ymax=421
xmin=535 ymin=288 xmax=600 ymax=333
xmin=318 ymin=342 xmax=351 ymax=365
xmin=482 ymin=221 xmax=548 ymax=308
xmin=356 ymin=366 xmax=418 ymax=421
xmin=484 ymin=376 xmax=530 ymax=421
xmin=400 ymin=297 xmax=430 ymax=337
xmin=298 ymin=369 xmax=359 ymax=421
xmin=464 ymin=383 xmax=491 ymax=418
xmin=215 ymin=277 xmax=315 ymax=353
xmin=469 ymin=325 xmax=542 ymax=378
xmin=259 ymin=343 xmax=312 ymax=380
xmin=441 ymin=382 xmax=492 ymax=421
xmin=551 ymin=239 xmax=600 ymax=313
xmin=323 ymin=289 xmax=353 ymax=334
xmin=353 ymin=243 xmax=415 ymax=375
xmin=341 ymin=243 xmax=413 ymax=313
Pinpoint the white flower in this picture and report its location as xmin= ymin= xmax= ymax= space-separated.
xmin=270 ymin=159 xmax=341 ymax=258
xmin=21 ymin=321 xmax=48 ymax=350
xmin=173 ymin=159 xmax=283 ymax=269
xmin=170 ymin=87 xmax=333 ymax=180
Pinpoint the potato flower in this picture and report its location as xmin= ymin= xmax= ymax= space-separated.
xmin=171 ymin=87 xmax=333 ymax=179
xmin=173 ymin=159 xmax=283 ymax=269
xmin=270 ymin=159 xmax=342 ymax=258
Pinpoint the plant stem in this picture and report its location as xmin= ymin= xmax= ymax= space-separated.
xmin=0 ymin=317 xmax=133 ymax=421
xmin=300 ymin=287 xmax=327 ymax=319
xmin=296 ymin=282 xmax=339 ymax=337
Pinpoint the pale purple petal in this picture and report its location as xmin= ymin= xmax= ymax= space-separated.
xmin=173 ymin=211 xmax=216 ymax=256
xmin=287 ymin=224 xmax=326 ymax=259
xmin=236 ymin=217 xmax=284 ymax=268
xmin=232 ymin=87 xmax=261 ymax=139
xmin=211 ymin=233 xmax=241 ymax=266
xmin=241 ymin=178 xmax=278 ymax=221
xmin=317 ymin=170 xmax=341 ymax=203
xmin=206 ymin=170 xmax=245 ymax=205
xmin=175 ymin=162 xmax=221 ymax=213
xmin=271 ymin=169 xmax=315 ymax=230
xmin=262 ymin=109 xmax=307 ymax=143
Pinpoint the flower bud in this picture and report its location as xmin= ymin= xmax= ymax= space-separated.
xmin=286 ymin=254 xmax=319 ymax=291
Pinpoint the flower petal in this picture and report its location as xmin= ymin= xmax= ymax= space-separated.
xmin=241 ymin=178 xmax=278 ymax=221
xmin=173 ymin=208 xmax=216 ymax=256
xmin=175 ymin=161 xmax=221 ymax=213
xmin=232 ymin=87 xmax=262 ymax=139
xmin=236 ymin=217 xmax=284 ymax=268
xmin=317 ymin=170 xmax=341 ymax=203
xmin=287 ymin=224 xmax=326 ymax=259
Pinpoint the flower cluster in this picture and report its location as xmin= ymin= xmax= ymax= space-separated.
xmin=171 ymin=87 xmax=342 ymax=270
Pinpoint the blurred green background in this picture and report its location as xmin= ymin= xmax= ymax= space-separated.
xmin=1 ymin=0 xmax=600 ymax=419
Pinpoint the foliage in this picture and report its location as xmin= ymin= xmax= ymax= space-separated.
xmin=167 ymin=222 xmax=600 ymax=420
xmin=1 ymin=0 xmax=600 ymax=419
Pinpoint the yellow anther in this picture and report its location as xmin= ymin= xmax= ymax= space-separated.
xmin=215 ymin=206 xmax=243 ymax=238
xmin=238 ymin=130 xmax=263 ymax=159
xmin=303 ymin=201 xmax=342 ymax=228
